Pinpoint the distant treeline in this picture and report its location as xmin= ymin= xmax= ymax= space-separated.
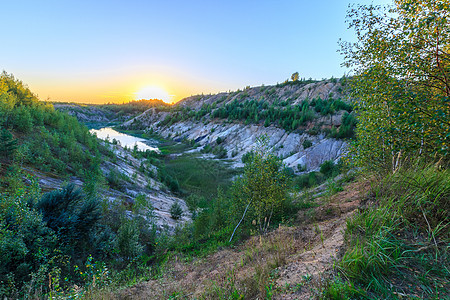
xmin=99 ymin=99 xmax=168 ymax=115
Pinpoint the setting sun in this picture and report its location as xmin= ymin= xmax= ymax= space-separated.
xmin=135 ymin=85 xmax=172 ymax=103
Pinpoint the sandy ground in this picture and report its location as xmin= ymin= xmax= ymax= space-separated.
xmin=115 ymin=180 xmax=368 ymax=299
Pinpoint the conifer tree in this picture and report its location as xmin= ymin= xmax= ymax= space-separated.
xmin=0 ymin=128 xmax=17 ymax=159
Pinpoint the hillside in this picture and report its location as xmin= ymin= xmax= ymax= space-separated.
xmin=0 ymin=73 xmax=194 ymax=298
xmin=54 ymin=99 xmax=168 ymax=127
xmin=116 ymin=179 xmax=365 ymax=299
xmin=122 ymin=78 xmax=354 ymax=172
xmin=0 ymin=73 xmax=189 ymax=231
xmin=1 ymin=72 xmax=448 ymax=299
xmin=2 ymin=0 xmax=449 ymax=299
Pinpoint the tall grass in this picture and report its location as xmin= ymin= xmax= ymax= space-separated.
xmin=328 ymin=163 xmax=450 ymax=299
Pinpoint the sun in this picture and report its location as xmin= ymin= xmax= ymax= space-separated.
xmin=135 ymin=85 xmax=172 ymax=103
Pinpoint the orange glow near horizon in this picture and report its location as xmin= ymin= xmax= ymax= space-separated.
xmin=24 ymin=72 xmax=211 ymax=105
xmin=134 ymin=85 xmax=173 ymax=103
xmin=28 ymin=79 xmax=196 ymax=105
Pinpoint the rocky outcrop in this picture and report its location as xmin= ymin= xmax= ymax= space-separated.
xmin=54 ymin=103 xmax=116 ymax=123
xmin=26 ymin=140 xmax=190 ymax=232
xmin=123 ymin=80 xmax=349 ymax=172
xmin=178 ymin=79 xmax=346 ymax=108
xmin=128 ymin=116 xmax=346 ymax=172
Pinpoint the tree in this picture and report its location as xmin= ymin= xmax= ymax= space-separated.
xmin=340 ymin=0 xmax=450 ymax=170
xmin=0 ymin=128 xmax=17 ymax=159
xmin=36 ymin=184 xmax=101 ymax=259
xmin=229 ymin=136 xmax=289 ymax=241
xmin=291 ymin=72 xmax=299 ymax=82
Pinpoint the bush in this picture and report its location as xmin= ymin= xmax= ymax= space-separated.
xmin=319 ymin=160 xmax=337 ymax=178
xmin=212 ymin=145 xmax=227 ymax=158
xmin=116 ymin=220 xmax=144 ymax=259
xmin=170 ymin=201 xmax=183 ymax=220
xmin=0 ymin=129 xmax=17 ymax=159
xmin=231 ymin=138 xmax=291 ymax=235
xmin=0 ymin=184 xmax=55 ymax=294
xmin=294 ymin=171 xmax=325 ymax=190
xmin=36 ymin=184 xmax=102 ymax=260
xmin=302 ymin=139 xmax=312 ymax=149
xmin=241 ymin=150 xmax=255 ymax=163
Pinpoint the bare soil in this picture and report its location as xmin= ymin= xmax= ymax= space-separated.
xmin=115 ymin=180 xmax=368 ymax=299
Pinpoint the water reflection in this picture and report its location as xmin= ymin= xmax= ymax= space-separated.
xmin=90 ymin=127 xmax=159 ymax=152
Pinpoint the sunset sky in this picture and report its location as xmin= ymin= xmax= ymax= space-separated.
xmin=1 ymin=0 xmax=390 ymax=104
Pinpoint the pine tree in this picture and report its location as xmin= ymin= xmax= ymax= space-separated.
xmin=0 ymin=128 xmax=17 ymax=159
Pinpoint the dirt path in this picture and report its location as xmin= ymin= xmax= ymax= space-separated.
xmin=116 ymin=181 xmax=367 ymax=299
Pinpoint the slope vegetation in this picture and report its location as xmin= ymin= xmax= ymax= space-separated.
xmin=123 ymin=78 xmax=355 ymax=172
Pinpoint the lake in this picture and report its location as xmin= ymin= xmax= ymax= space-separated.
xmin=90 ymin=127 xmax=159 ymax=152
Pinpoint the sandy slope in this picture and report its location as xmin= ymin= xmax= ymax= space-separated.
xmin=115 ymin=181 xmax=367 ymax=299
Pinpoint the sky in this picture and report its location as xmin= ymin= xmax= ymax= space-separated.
xmin=1 ymin=0 xmax=391 ymax=103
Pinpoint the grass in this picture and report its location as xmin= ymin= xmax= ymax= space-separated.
xmin=199 ymin=231 xmax=295 ymax=300
xmin=163 ymin=153 xmax=241 ymax=199
xmin=321 ymin=163 xmax=450 ymax=299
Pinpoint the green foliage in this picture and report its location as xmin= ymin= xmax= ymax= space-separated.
xmin=170 ymin=201 xmax=183 ymax=220
xmin=302 ymin=139 xmax=312 ymax=149
xmin=341 ymin=1 xmax=450 ymax=170
xmin=310 ymin=97 xmax=352 ymax=116
xmin=320 ymin=276 xmax=364 ymax=299
xmin=0 ymin=129 xmax=17 ymax=159
xmin=0 ymin=181 xmax=55 ymax=295
xmin=0 ymin=72 xmax=105 ymax=179
xmin=158 ymin=167 xmax=180 ymax=193
xmin=319 ymin=160 xmax=339 ymax=178
xmin=36 ymin=184 xmax=102 ymax=260
xmin=241 ymin=150 xmax=255 ymax=163
xmin=293 ymin=160 xmax=341 ymax=190
xmin=106 ymin=168 xmax=127 ymax=192
xmin=338 ymin=164 xmax=449 ymax=298
xmin=116 ymin=220 xmax=144 ymax=259
xmin=211 ymin=98 xmax=317 ymax=131
xmin=331 ymin=112 xmax=357 ymax=139
xmin=293 ymin=171 xmax=325 ymax=190
xmin=231 ymin=137 xmax=291 ymax=234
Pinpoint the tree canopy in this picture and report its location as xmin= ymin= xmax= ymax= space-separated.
xmin=341 ymin=0 xmax=450 ymax=170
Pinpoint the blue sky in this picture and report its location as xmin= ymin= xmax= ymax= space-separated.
xmin=1 ymin=0 xmax=391 ymax=103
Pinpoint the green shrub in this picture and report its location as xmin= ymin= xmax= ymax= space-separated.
xmin=106 ymin=168 xmax=125 ymax=191
xmin=319 ymin=160 xmax=337 ymax=178
xmin=116 ymin=219 xmax=144 ymax=259
xmin=36 ymin=184 xmax=102 ymax=260
xmin=294 ymin=171 xmax=326 ymax=190
xmin=230 ymin=138 xmax=291 ymax=235
xmin=0 ymin=129 xmax=17 ymax=159
xmin=241 ymin=151 xmax=255 ymax=163
xmin=170 ymin=201 xmax=183 ymax=220
xmin=0 ymin=184 xmax=55 ymax=294
xmin=302 ymin=139 xmax=312 ymax=149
